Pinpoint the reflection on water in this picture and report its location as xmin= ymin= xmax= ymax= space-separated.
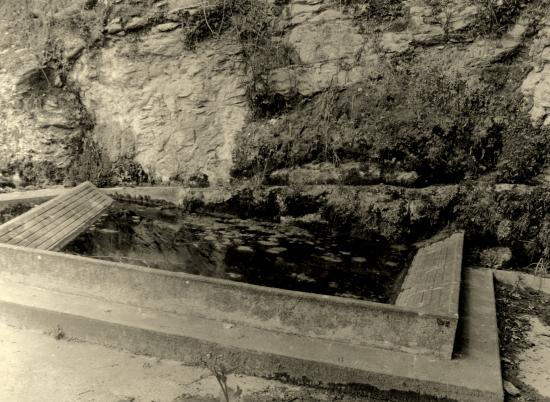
xmin=64 ymin=202 xmax=414 ymax=303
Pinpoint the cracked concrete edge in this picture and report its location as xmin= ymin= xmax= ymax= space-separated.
xmin=0 ymin=299 xmax=494 ymax=402
xmin=491 ymin=269 xmax=550 ymax=295
xmin=0 ymin=241 xmax=458 ymax=358
xmin=0 ymin=268 xmax=504 ymax=402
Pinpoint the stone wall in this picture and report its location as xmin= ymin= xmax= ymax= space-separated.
xmin=522 ymin=24 xmax=550 ymax=125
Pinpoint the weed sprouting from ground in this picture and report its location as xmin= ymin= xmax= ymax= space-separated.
xmin=52 ymin=325 xmax=66 ymax=340
xmin=200 ymin=355 xmax=241 ymax=402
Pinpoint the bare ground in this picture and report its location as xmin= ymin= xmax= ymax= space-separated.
xmin=495 ymin=282 xmax=550 ymax=402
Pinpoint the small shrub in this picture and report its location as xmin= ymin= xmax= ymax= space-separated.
xmin=339 ymin=0 xmax=405 ymax=22
xmin=111 ymin=157 xmax=148 ymax=185
xmin=52 ymin=324 xmax=66 ymax=340
xmin=200 ymin=354 xmax=241 ymax=402
xmin=65 ymin=133 xmax=114 ymax=187
xmin=472 ymin=0 xmax=538 ymax=37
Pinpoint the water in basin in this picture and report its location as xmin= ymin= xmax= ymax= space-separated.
xmin=63 ymin=201 xmax=414 ymax=303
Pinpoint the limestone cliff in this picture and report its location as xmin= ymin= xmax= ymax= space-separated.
xmin=0 ymin=0 xmax=548 ymax=186
xmin=71 ymin=32 xmax=247 ymax=184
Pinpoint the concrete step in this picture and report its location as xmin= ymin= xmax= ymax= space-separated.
xmin=0 ymin=268 xmax=503 ymax=402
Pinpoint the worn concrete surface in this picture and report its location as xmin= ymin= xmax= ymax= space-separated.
xmin=0 ymin=268 xmax=503 ymax=401
xmin=0 ymin=321 xmax=317 ymax=402
xmin=0 ymin=187 xmax=65 ymax=208
xmin=0 ymin=242 xmax=458 ymax=357
xmin=395 ymin=232 xmax=463 ymax=359
xmin=396 ymin=232 xmax=463 ymax=317
xmin=493 ymin=269 xmax=550 ymax=296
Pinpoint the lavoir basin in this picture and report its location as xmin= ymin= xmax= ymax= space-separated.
xmin=0 ymin=185 xmax=504 ymax=401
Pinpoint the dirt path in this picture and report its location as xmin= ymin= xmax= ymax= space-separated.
xmin=495 ymin=282 xmax=550 ymax=401
xmin=0 ymin=321 xmax=315 ymax=402
xmin=519 ymin=317 xmax=550 ymax=399
xmin=0 ymin=321 xmax=392 ymax=402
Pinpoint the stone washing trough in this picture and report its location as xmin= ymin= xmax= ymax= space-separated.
xmin=0 ymin=186 xmax=503 ymax=402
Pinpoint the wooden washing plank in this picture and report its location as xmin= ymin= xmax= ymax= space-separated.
xmin=8 ymin=188 xmax=109 ymax=243
xmin=3 ymin=189 xmax=104 ymax=245
xmin=0 ymin=182 xmax=112 ymax=251
xmin=33 ymin=198 xmax=112 ymax=250
xmin=14 ymin=192 xmax=109 ymax=248
xmin=0 ymin=184 xmax=96 ymax=240
xmin=395 ymin=232 xmax=463 ymax=317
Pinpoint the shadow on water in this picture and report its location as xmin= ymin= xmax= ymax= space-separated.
xmin=64 ymin=201 xmax=415 ymax=303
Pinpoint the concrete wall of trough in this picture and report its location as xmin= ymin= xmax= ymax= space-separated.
xmin=0 ymin=243 xmax=456 ymax=358
xmin=0 ymin=188 xmax=66 ymax=209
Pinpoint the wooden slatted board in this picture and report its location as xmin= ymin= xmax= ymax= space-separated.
xmin=0 ymin=182 xmax=113 ymax=251
xmin=395 ymin=232 xmax=464 ymax=317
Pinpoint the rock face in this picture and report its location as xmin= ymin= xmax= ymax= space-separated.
xmin=71 ymin=30 xmax=248 ymax=184
xmin=270 ymin=1 xmax=380 ymax=96
xmin=479 ymin=247 xmax=513 ymax=269
xmin=522 ymin=24 xmax=550 ymax=125
xmin=0 ymin=0 xmax=548 ymax=184
xmin=0 ymin=48 xmax=82 ymax=175
xmin=269 ymin=0 xmax=481 ymax=96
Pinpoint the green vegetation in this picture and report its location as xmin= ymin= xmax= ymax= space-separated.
xmin=339 ymin=0 xmax=405 ymax=22
xmin=233 ymin=60 xmax=549 ymax=185
xmin=6 ymin=159 xmax=65 ymax=186
xmin=182 ymin=0 xmax=298 ymax=116
xmin=454 ymin=184 xmax=550 ymax=266
xmin=65 ymin=133 xmax=112 ymax=187
xmin=66 ymin=134 xmax=149 ymax=187
xmin=0 ymin=203 xmax=34 ymax=225
xmin=474 ymin=0 xmax=532 ymax=36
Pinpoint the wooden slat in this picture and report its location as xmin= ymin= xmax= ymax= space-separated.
xmin=2 ymin=189 xmax=104 ymax=245
xmin=8 ymin=188 xmax=109 ymax=244
xmin=35 ymin=198 xmax=112 ymax=250
xmin=0 ymin=183 xmax=96 ymax=240
xmin=395 ymin=232 xmax=463 ymax=317
xmin=15 ymin=192 xmax=109 ymax=248
xmin=0 ymin=182 xmax=113 ymax=251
